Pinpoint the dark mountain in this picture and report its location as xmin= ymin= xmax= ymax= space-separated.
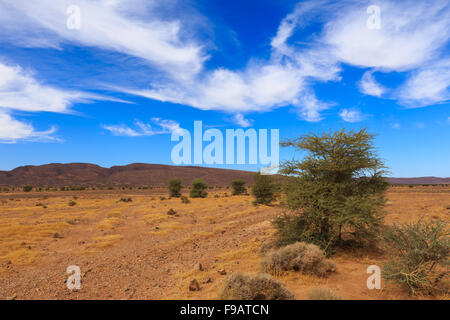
xmin=0 ymin=163 xmax=447 ymax=187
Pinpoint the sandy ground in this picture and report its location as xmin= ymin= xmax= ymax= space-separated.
xmin=0 ymin=186 xmax=448 ymax=300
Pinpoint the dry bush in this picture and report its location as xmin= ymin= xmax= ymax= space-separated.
xmin=259 ymin=241 xmax=278 ymax=255
xmin=308 ymin=288 xmax=342 ymax=300
xmin=219 ymin=273 xmax=294 ymax=300
xmin=261 ymin=242 xmax=336 ymax=277
xmin=181 ymin=196 xmax=190 ymax=204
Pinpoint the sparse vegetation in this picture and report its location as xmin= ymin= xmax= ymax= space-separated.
xmin=118 ymin=197 xmax=132 ymax=203
xmin=382 ymin=218 xmax=449 ymax=295
xmin=276 ymin=129 xmax=389 ymax=254
xmin=22 ymin=186 xmax=33 ymax=192
xmin=231 ymin=180 xmax=246 ymax=195
xmin=252 ymin=173 xmax=276 ymax=205
xmin=219 ymin=273 xmax=294 ymax=300
xmin=168 ymin=178 xmax=182 ymax=198
xmin=190 ymin=179 xmax=208 ymax=198
xmin=308 ymin=288 xmax=342 ymax=300
xmin=68 ymin=200 xmax=77 ymax=206
xmin=260 ymin=242 xmax=336 ymax=277
xmin=181 ymin=196 xmax=190 ymax=204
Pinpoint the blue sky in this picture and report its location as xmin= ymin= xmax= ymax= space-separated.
xmin=0 ymin=0 xmax=449 ymax=177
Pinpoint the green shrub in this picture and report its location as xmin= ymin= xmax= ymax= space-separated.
xmin=22 ymin=185 xmax=33 ymax=192
xmin=260 ymin=242 xmax=336 ymax=277
xmin=231 ymin=180 xmax=246 ymax=195
xmin=252 ymin=173 xmax=276 ymax=205
xmin=118 ymin=197 xmax=132 ymax=203
xmin=308 ymin=288 xmax=342 ymax=300
xmin=219 ymin=273 xmax=294 ymax=300
xmin=190 ymin=179 xmax=208 ymax=198
xmin=168 ymin=178 xmax=182 ymax=198
xmin=276 ymin=129 xmax=389 ymax=254
xmin=382 ymin=218 xmax=449 ymax=295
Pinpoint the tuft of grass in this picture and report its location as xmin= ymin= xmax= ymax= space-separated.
xmin=68 ymin=200 xmax=77 ymax=206
xmin=260 ymin=242 xmax=336 ymax=277
xmin=181 ymin=196 xmax=190 ymax=204
xmin=308 ymin=288 xmax=342 ymax=300
xmin=219 ymin=273 xmax=294 ymax=300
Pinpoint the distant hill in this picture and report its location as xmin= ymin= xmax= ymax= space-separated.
xmin=0 ymin=163 xmax=255 ymax=187
xmin=0 ymin=163 xmax=448 ymax=187
xmin=387 ymin=177 xmax=450 ymax=185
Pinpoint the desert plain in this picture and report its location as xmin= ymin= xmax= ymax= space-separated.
xmin=0 ymin=185 xmax=448 ymax=300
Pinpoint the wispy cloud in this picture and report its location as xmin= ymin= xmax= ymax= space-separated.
xmin=0 ymin=61 xmax=127 ymax=113
xmin=0 ymin=110 xmax=58 ymax=143
xmin=358 ymin=71 xmax=386 ymax=97
xmin=232 ymin=113 xmax=253 ymax=127
xmin=0 ymin=0 xmax=449 ymax=125
xmin=102 ymin=118 xmax=181 ymax=137
xmin=0 ymin=0 xmax=206 ymax=80
xmin=339 ymin=108 xmax=366 ymax=122
xmin=396 ymin=58 xmax=450 ymax=107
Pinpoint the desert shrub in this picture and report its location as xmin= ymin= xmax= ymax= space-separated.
xmin=22 ymin=185 xmax=33 ymax=192
xmin=219 ymin=273 xmax=294 ymax=300
xmin=118 ymin=197 xmax=132 ymax=203
xmin=231 ymin=180 xmax=246 ymax=195
xmin=181 ymin=196 xmax=190 ymax=204
xmin=260 ymin=242 xmax=336 ymax=277
xmin=190 ymin=179 xmax=208 ymax=198
xmin=68 ymin=200 xmax=77 ymax=206
xmin=252 ymin=173 xmax=277 ymax=205
xmin=382 ymin=218 xmax=449 ymax=295
xmin=276 ymin=129 xmax=389 ymax=254
xmin=168 ymin=178 xmax=182 ymax=198
xmin=308 ymin=288 xmax=342 ymax=300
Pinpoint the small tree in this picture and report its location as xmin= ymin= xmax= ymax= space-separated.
xmin=190 ymin=179 xmax=208 ymax=198
xmin=168 ymin=178 xmax=182 ymax=198
xmin=231 ymin=180 xmax=246 ymax=195
xmin=275 ymin=129 xmax=389 ymax=254
xmin=23 ymin=185 xmax=33 ymax=192
xmin=382 ymin=218 xmax=449 ymax=295
xmin=252 ymin=173 xmax=276 ymax=205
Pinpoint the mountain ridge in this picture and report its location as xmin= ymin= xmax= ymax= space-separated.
xmin=0 ymin=163 xmax=448 ymax=187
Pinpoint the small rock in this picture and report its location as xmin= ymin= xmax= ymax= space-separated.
xmin=167 ymin=208 xmax=177 ymax=216
xmin=53 ymin=232 xmax=64 ymax=239
xmin=6 ymin=260 xmax=12 ymax=265
xmin=195 ymin=263 xmax=203 ymax=271
xmin=203 ymin=278 xmax=212 ymax=284
xmin=189 ymin=279 xmax=200 ymax=291
xmin=218 ymin=269 xmax=227 ymax=275
xmin=6 ymin=295 xmax=17 ymax=300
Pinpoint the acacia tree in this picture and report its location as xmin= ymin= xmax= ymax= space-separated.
xmin=274 ymin=129 xmax=389 ymax=254
xmin=231 ymin=180 xmax=247 ymax=195
xmin=252 ymin=173 xmax=277 ymax=205
xmin=168 ymin=178 xmax=182 ymax=198
xmin=190 ymin=178 xmax=208 ymax=198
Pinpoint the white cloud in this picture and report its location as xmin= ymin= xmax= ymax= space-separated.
xmin=1 ymin=0 xmax=449 ymax=122
xmin=0 ymin=62 xmax=123 ymax=113
xmin=232 ymin=114 xmax=253 ymax=127
xmin=0 ymin=110 xmax=57 ymax=143
xmin=358 ymin=71 xmax=385 ymax=97
xmin=102 ymin=118 xmax=181 ymax=136
xmin=339 ymin=108 xmax=365 ymax=122
xmin=397 ymin=59 xmax=450 ymax=107
xmin=0 ymin=0 xmax=206 ymax=79
xmin=323 ymin=0 xmax=450 ymax=71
